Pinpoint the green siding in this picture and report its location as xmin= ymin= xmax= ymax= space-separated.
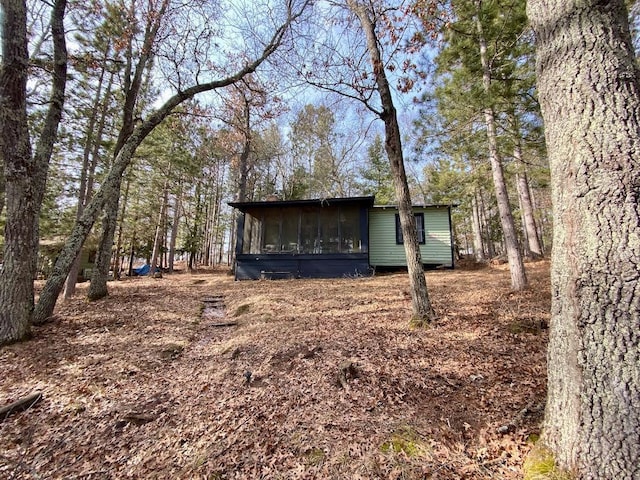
xmin=369 ymin=206 xmax=453 ymax=267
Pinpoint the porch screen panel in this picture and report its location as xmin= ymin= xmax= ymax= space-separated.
xmin=300 ymin=207 xmax=319 ymax=253
xmin=319 ymin=209 xmax=339 ymax=253
xmin=242 ymin=212 xmax=262 ymax=254
xmin=339 ymin=206 xmax=362 ymax=253
xmin=262 ymin=210 xmax=281 ymax=253
xmin=281 ymin=208 xmax=299 ymax=252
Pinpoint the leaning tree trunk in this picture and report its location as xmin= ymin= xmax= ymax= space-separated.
xmin=349 ymin=0 xmax=436 ymax=325
xmin=88 ymin=176 xmax=123 ymax=300
xmin=0 ymin=0 xmax=67 ymax=342
xmin=476 ymin=5 xmax=527 ymax=290
xmin=33 ymin=131 xmax=145 ymax=323
xmin=528 ymin=0 xmax=640 ymax=478
xmin=64 ymin=60 xmax=108 ymax=298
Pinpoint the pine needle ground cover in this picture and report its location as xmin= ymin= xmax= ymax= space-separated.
xmin=0 ymin=261 xmax=550 ymax=479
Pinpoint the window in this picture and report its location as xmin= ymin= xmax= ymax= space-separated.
xmin=395 ymin=213 xmax=425 ymax=244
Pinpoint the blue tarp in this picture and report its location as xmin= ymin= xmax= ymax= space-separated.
xmin=133 ymin=264 xmax=151 ymax=275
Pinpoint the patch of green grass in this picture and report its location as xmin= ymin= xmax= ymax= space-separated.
xmin=160 ymin=342 xmax=185 ymax=360
xmin=233 ymin=304 xmax=251 ymax=316
xmin=303 ymin=447 xmax=326 ymax=466
xmin=380 ymin=426 xmax=429 ymax=457
xmin=523 ymin=445 xmax=574 ymax=480
xmin=508 ymin=320 xmax=542 ymax=335
xmin=409 ymin=314 xmax=434 ymax=329
xmin=527 ymin=433 xmax=540 ymax=444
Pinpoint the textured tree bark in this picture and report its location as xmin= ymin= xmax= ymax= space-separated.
xmin=0 ymin=157 xmax=5 ymax=217
xmin=471 ymin=190 xmax=486 ymax=261
xmin=88 ymin=176 xmax=122 ymax=300
xmin=476 ymin=3 xmax=528 ymax=290
xmin=0 ymin=0 xmax=35 ymax=344
xmin=112 ymin=173 xmax=132 ymax=280
xmin=0 ymin=0 xmax=67 ymax=343
xmin=512 ymin=120 xmax=543 ymax=259
xmin=528 ymin=0 xmax=640 ymax=477
xmin=349 ymin=0 xmax=436 ymax=325
xmin=515 ymin=170 xmax=543 ymax=258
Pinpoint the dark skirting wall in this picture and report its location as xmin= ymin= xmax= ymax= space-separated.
xmin=234 ymin=253 xmax=371 ymax=280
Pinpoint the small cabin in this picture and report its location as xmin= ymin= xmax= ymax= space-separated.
xmin=38 ymin=238 xmax=97 ymax=280
xmin=229 ymin=196 xmax=455 ymax=280
xmin=230 ymin=196 xmax=374 ymax=280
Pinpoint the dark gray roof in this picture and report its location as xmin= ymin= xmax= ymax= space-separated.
xmin=228 ymin=196 xmax=375 ymax=212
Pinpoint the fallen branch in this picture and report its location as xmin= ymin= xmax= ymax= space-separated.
xmin=1 ymin=392 xmax=43 ymax=421
xmin=496 ymin=400 xmax=544 ymax=434
xmin=210 ymin=321 xmax=238 ymax=327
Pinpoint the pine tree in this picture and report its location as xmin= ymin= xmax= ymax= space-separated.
xmin=359 ymin=134 xmax=395 ymax=204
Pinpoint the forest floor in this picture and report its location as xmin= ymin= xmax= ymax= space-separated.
xmin=1 ymin=260 xmax=550 ymax=479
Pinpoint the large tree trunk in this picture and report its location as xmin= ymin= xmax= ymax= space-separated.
xmin=0 ymin=157 xmax=5 ymax=217
xmin=528 ymin=0 xmax=640 ymax=477
xmin=349 ymin=0 xmax=436 ymax=325
xmin=476 ymin=3 xmax=527 ymax=290
xmin=86 ymin=0 xmax=169 ymax=300
xmin=471 ymin=189 xmax=486 ymax=261
xmin=0 ymin=0 xmax=36 ymax=343
xmin=0 ymin=0 xmax=67 ymax=343
xmin=87 ymin=176 xmax=122 ymax=300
